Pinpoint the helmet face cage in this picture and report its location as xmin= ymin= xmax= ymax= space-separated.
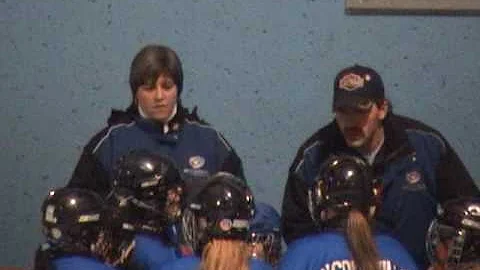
xmin=426 ymin=219 xmax=467 ymax=265
xmin=181 ymin=207 xmax=201 ymax=252
xmin=249 ymin=231 xmax=282 ymax=266
xmin=308 ymin=154 xmax=376 ymax=228
xmin=111 ymin=150 xmax=184 ymax=234
xmin=96 ymin=227 xmax=136 ymax=267
xmin=184 ymin=172 xmax=255 ymax=253
xmin=426 ymin=198 xmax=480 ymax=266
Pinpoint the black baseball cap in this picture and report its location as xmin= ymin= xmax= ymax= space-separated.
xmin=333 ymin=64 xmax=385 ymax=110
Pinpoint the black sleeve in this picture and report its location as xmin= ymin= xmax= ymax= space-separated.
xmin=436 ymin=140 xmax=480 ymax=202
xmin=33 ymin=245 xmax=52 ymax=270
xmin=281 ymin=166 xmax=318 ymax=244
xmin=216 ymin=132 xmax=246 ymax=181
xmin=220 ymin=149 xmax=245 ymax=181
xmin=66 ymin=130 xmax=111 ymax=197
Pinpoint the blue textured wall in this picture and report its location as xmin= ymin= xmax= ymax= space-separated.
xmin=1 ymin=0 xmax=480 ymax=266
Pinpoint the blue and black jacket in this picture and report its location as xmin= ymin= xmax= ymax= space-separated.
xmin=67 ymin=106 xmax=245 ymax=197
xmin=281 ymin=113 xmax=479 ymax=269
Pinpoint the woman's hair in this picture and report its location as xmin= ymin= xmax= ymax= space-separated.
xmin=129 ymin=44 xmax=183 ymax=97
xmin=345 ymin=210 xmax=380 ymax=270
xmin=125 ymin=44 xmax=207 ymax=124
xmin=200 ymin=239 xmax=250 ymax=270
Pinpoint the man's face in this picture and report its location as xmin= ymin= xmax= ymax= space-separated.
xmin=136 ymin=74 xmax=178 ymax=123
xmin=334 ymin=100 xmax=388 ymax=152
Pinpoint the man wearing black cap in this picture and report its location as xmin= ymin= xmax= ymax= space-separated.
xmin=281 ymin=64 xmax=479 ymax=269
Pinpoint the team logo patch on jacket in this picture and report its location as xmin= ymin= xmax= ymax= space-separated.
xmin=189 ymin=156 xmax=205 ymax=169
xmin=403 ymin=170 xmax=427 ymax=191
xmin=406 ymin=170 xmax=421 ymax=184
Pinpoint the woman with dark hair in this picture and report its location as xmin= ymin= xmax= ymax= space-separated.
xmin=278 ymin=154 xmax=418 ymax=270
xmin=67 ymin=44 xmax=245 ymax=198
xmin=159 ymin=172 xmax=273 ymax=270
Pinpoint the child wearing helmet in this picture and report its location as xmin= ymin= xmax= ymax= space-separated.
xmin=160 ymin=172 xmax=273 ymax=270
xmin=34 ymin=187 xmax=135 ymax=270
xmin=278 ymin=154 xmax=418 ymax=270
xmin=108 ymin=150 xmax=185 ymax=270
xmin=426 ymin=197 xmax=480 ymax=270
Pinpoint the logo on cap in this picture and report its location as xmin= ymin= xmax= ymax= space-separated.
xmin=339 ymin=73 xmax=365 ymax=91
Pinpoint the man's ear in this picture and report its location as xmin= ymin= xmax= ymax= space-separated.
xmin=378 ymin=99 xmax=389 ymax=120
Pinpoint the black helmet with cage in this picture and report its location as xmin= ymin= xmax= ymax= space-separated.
xmin=39 ymin=187 xmax=136 ymax=268
xmin=109 ymin=149 xmax=184 ymax=236
xmin=41 ymin=187 xmax=107 ymax=256
xmin=308 ymin=154 xmax=380 ymax=229
xmin=182 ymin=172 xmax=255 ymax=253
xmin=426 ymin=197 xmax=480 ymax=266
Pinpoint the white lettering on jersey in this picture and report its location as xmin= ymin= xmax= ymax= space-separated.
xmin=321 ymin=259 xmax=401 ymax=270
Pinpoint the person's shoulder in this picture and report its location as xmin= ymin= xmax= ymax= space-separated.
xmin=157 ymin=256 xmax=200 ymax=270
xmin=182 ymin=119 xmax=238 ymax=150
xmin=183 ymin=118 xmax=215 ymax=131
xmin=375 ymin=233 xmax=405 ymax=247
xmin=375 ymin=234 xmax=418 ymax=269
xmin=83 ymin=109 xmax=136 ymax=151
xmin=250 ymin=257 xmax=274 ymax=270
xmin=53 ymin=256 xmax=115 ymax=270
xmin=288 ymin=232 xmax=343 ymax=251
xmin=389 ymin=114 xmax=443 ymax=136
xmin=390 ymin=114 xmax=448 ymax=152
xmin=295 ymin=121 xmax=337 ymax=156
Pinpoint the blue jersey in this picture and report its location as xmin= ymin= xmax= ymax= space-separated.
xmin=52 ymin=255 xmax=117 ymax=270
xmin=278 ymin=232 xmax=418 ymax=270
xmin=158 ymin=255 xmax=274 ymax=270
xmin=131 ymin=233 xmax=180 ymax=270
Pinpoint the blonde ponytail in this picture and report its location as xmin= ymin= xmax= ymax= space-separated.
xmin=200 ymin=239 xmax=250 ymax=270
xmin=345 ymin=209 xmax=380 ymax=270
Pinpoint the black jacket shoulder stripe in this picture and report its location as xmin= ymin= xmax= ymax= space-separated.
xmin=293 ymin=140 xmax=322 ymax=174
xmin=92 ymin=122 xmax=136 ymax=154
xmin=405 ymin=128 xmax=447 ymax=155
xmin=216 ymin=132 xmax=233 ymax=152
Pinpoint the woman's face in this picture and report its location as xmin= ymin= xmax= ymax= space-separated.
xmin=136 ymin=74 xmax=178 ymax=123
